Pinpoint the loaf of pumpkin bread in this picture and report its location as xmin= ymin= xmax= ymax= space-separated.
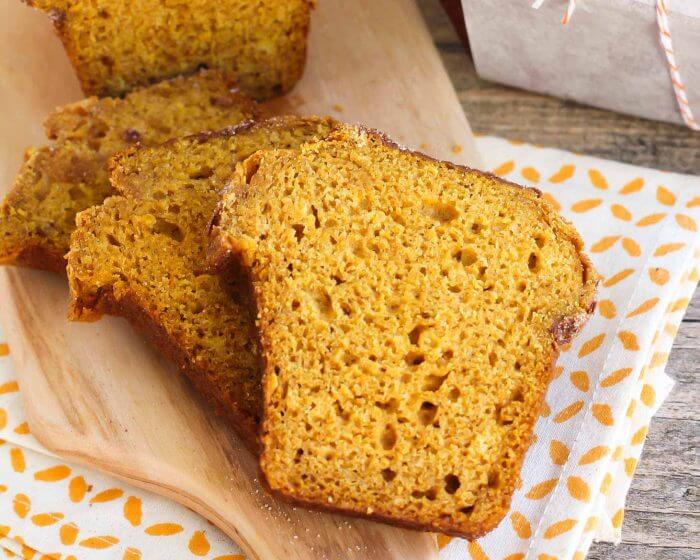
xmin=67 ymin=117 xmax=339 ymax=449
xmin=24 ymin=0 xmax=311 ymax=99
xmin=209 ymin=125 xmax=598 ymax=537
xmin=0 ymin=70 xmax=256 ymax=272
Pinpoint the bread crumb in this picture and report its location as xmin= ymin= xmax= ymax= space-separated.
xmin=332 ymin=104 xmax=344 ymax=112
xmin=452 ymin=144 xmax=463 ymax=154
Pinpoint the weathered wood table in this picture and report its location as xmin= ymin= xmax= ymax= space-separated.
xmin=419 ymin=2 xmax=699 ymax=559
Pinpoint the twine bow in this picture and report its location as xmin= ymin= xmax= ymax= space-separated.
xmin=532 ymin=0 xmax=698 ymax=130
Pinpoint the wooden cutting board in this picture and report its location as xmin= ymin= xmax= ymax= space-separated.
xmin=0 ymin=1 xmax=480 ymax=559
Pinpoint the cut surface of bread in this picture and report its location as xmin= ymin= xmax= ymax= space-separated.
xmin=210 ymin=126 xmax=598 ymax=537
xmin=26 ymin=0 xmax=311 ymax=99
xmin=67 ymin=117 xmax=338 ymax=449
xmin=0 ymin=70 xmax=256 ymax=272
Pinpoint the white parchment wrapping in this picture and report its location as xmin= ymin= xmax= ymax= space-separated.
xmin=460 ymin=0 xmax=700 ymax=126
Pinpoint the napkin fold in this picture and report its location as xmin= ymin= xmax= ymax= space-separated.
xmin=0 ymin=136 xmax=697 ymax=560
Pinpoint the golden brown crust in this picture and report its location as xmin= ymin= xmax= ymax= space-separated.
xmin=0 ymin=243 xmax=67 ymax=274
xmin=208 ymin=125 xmax=598 ymax=538
xmin=70 ymin=284 xmax=260 ymax=453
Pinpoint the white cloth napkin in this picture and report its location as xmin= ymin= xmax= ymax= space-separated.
xmin=0 ymin=136 xmax=697 ymax=560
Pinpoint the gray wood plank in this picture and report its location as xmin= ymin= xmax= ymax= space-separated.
xmin=587 ymin=544 xmax=698 ymax=560
xmin=658 ymin=319 xmax=699 ymax=420
xmin=417 ymin=1 xmax=700 ymax=558
xmin=616 ymin=509 xmax=699 ymax=548
xmin=634 ymin=417 xmax=698 ymax=477
xmin=623 ymin=474 xmax=697 ymax=514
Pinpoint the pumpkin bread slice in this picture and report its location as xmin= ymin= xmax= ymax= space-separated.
xmin=25 ymin=0 xmax=311 ymax=99
xmin=0 ymin=70 xmax=256 ymax=272
xmin=67 ymin=117 xmax=338 ymax=449
xmin=209 ymin=125 xmax=598 ymax=536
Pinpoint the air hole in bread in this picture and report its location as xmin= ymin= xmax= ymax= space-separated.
xmin=312 ymin=290 xmax=333 ymax=319
xmin=448 ymin=387 xmax=460 ymax=402
xmin=380 ymin=424 xmax=397 ymax=450
xmin=310 ymin=205 xmax=321 ymax=228
xmin=390 ymin=212 xmax=407 ymax=227
xmin=496 ymin=404 xmax=514 ymax=426
xmin=333 ymin=401 xmax=351 ymax=422
xmin=404 ymin=351 xmax=425 ymax=367
xmin=342 ymin=352 xmax=358 ymax=366
xmin=528 ymin=252 xmax=540 ymax=272
xmin=381 ymin=468 xmax=397 ymax=482
xmin=535 ymin=234 xmax=546 ymax=248
xmin=292 ymin=224 xmax=304 ymax=242
xmin=423 ymin=199 xmax=459 ymax=223
xmin=191 ymin=301 xmax=204 ymax=314
xmin=89 ymin=122 xmax=108 ymax=139
xmin=244 ymin=159 xmax=260 ymax=185
xmin=488 ymin=351 xmax=497 ymax=367
xmin=152 ymin=218 xmax=183 ymax=242
xmin=422 ymin=374 xmax=448 ymax=392
xmin=453 ymin=247 xmax=477 ymax=266
xmin=189 ymin=166 xmax=213 ymax=180
xmin=444 ymin=474 xmax=461 ymax=495
xmin=106 ymin=234 xmax=121 ymax=247
xmin=459 ymin=505 xmax=474 ymax=515
xmin=375 ymin=398 xmax=399 ymax=413
xmin=471 ymin=221 xmax=482 ymax=234
xmin=100 ymin=55 xmax=114 ymax=69
xmin=408 ymin=323 xmax=430 ymax=345
xmin=512 ymin=387 xmax=524 ymax=402
xmin=418 ymin=401 xmax=438 ymax=426
xmin=488 ymin=471 xmax=500 ymax=488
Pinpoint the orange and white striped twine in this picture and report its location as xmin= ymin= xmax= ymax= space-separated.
xmin=532 ymin=0 xmax=576 ymax=24
xmin=655 ymin=0 xmax=699 ymax=130
xmin=532 ymin=0 xmax=698 ymax=130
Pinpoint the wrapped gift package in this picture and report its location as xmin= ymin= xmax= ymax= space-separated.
xmin=459 ymin=0 xmax=700 ymax=127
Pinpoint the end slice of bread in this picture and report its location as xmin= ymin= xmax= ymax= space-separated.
xmin=67 ymin=117 xmax=339 ymax=449
xmin=0 ymin=70 xmax=257 ymax=272
xmin=209 ymin=125 xmax=598 ymax=537
xmin=25 ymin=0 xmax=311 ymax=99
